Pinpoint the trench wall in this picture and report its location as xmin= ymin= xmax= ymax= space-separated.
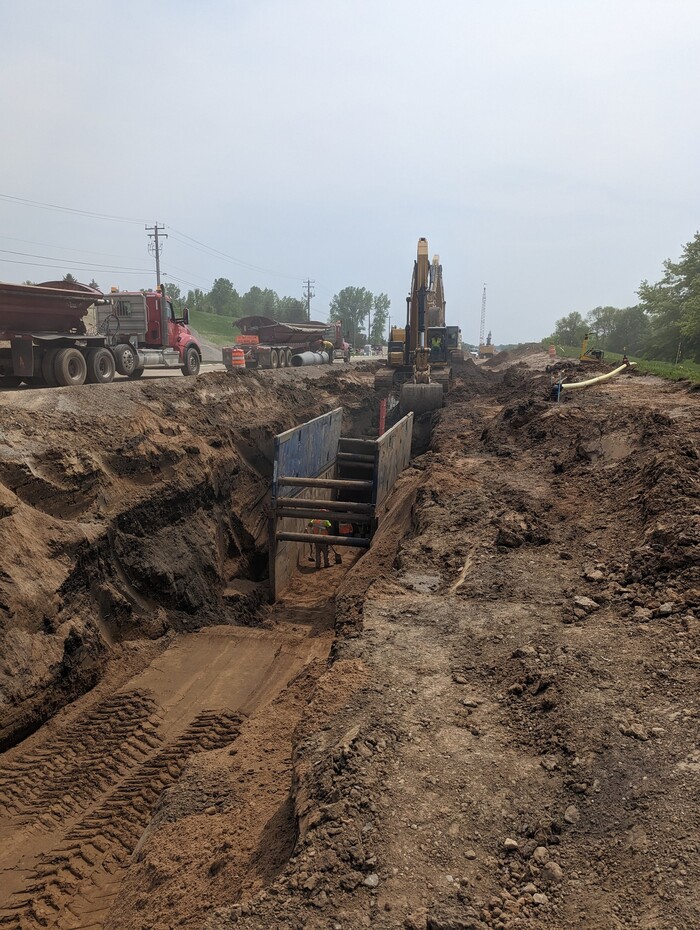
xmin=270 ymin=409 xmax=343 ymax=600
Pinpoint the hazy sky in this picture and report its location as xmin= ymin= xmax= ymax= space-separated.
xmin=2 ymin=0 xmax=699 ymax=344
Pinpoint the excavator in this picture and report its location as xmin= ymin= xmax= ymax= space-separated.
xmin=375 ymin=238 xmax=461 ymax=414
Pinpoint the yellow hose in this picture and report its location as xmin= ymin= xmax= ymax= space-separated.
xmin=561 ymin=362 xmax=637 ymax=391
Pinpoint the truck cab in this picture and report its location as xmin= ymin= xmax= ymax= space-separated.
xmin=102 ymin=289 xmax=201 ymax=376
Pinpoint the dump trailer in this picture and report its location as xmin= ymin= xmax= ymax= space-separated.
xmin=374 ymin=237 xmax=454 ymax=413
xmin=223 ymin=317 xmax=349 ymax=370
xmin=0 ymin=280 xmax=202 ymax=388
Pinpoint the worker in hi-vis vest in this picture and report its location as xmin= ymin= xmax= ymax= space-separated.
xmin=306 ymin=519 xmax=341 ymax=568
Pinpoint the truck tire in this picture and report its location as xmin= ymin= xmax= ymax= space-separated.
xmin=85 ymin=347 xmax=116 ymax=384
xmin=269 ymin=349 xmax=279 ymax=369
xmin=278 ymin=348 xmax=286 ymax=368
xmin=113 ymin=343 xmax=139 ymax=376
xmin=181 ymin=346 xmax=200 ymax=376
xmin=41 ymin=347 xmax=61 ymax=387
xmin=128 ymin=367 xmax=145 ymax=380
xmin=286 ymin=349 xmax=293 ymax=367
xmin=54 ymin=348 xmax=87 ymax=387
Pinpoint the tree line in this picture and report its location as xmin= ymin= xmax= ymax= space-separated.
xmin=165 ymin=279 xmax=308 ymax=324
xmin=545 ymin=232 xmax=700 ymax=361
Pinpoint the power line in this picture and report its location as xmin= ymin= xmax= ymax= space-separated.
xmin=0 ymin=234 xmax=145 ymax=263
xmin=168 ymin=226 xmax=300 ymax=282
xmin=0 ymin=257 xmax=151 ymax=275
xmin=0 ymin=192 xmax=144 ymax=224
xmin=0 ymin=247 xmax=151 ymax=273
xmin=1 ymin=192 xmax=310 ymax=288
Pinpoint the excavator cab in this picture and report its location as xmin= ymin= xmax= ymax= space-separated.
xmin=427 ymin=327 xmax=448 ymax=363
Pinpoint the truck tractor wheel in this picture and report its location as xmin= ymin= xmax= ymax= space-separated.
xmin=181 ymin=346 xmax=200 ymax=376
xmin=286 ymin=349 xmax=293 ymax=367
xmin=269 ymin=349 xmax=279 ymax=369
xmin=41 ymin=347 xmax=61 ymax=387
xmin=54 ymin=348 xmax=87 ymax=387
xmin=113 ymin=343 xmax=139 ymax=377
xmin=85 ymin=347 xmax=116 ymax=384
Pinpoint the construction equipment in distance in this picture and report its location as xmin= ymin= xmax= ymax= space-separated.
xmin=478 ymin=331 xmax=495 ymax=359
xmin=579 ymin=332 xmax=604 ymax=362
xmin=375 ymin=238 xmax=461 ymax=414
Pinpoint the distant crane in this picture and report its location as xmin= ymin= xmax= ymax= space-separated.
xmin=479 ymin=284 xmax=487 ymax=346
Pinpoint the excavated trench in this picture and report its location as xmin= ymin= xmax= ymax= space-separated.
xmin=0 ymin=359 xmax=522 ymax=930
xmin=0 ymin=365 xmax=397 ymax=929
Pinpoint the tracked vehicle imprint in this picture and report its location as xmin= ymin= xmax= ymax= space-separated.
xmin=0 ymin=710 xmax=242 ymax=930
xmin=0 ymin=690 xmax=162 ymax=826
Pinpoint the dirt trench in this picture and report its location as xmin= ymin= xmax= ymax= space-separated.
xmin=2 ymin=356 xmax=699 ymax=930
xmin=0 ymin=365 xmax=382 ymax=929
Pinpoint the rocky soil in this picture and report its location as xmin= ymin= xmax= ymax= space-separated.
xmin=1 ymin=355 xmax=698 ymax=930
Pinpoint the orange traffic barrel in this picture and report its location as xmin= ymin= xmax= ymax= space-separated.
xmin=231 ymin=347 xmax=246 ymax=368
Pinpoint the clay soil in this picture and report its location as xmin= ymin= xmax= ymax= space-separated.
xmin=1 ymin=355 xmax=699 ymax=930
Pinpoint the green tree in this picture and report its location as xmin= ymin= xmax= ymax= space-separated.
xmin=277 ymin=296 xmax=307 ymax=322
xmin=371 ymin=292 xmax=390 ymax=344
xmin=547 ymin=311 xmax=588 ymax=347
xmin=185 ymin=288 xmax=208 ymax=314
xmin=638 ymin=232 xmax=700 ymax=361
xmin=62 ymin=273 xmax=78 ymax=284
xmin=208 ymin=278 xmax=240 ymax=316
xmin=329 ymin=287 xmax=374 ymax=349
xmin=605 ymin=306 xmax=649 ymax=355
xmin=586 ymin=306 xmax=620 ymax=346
xmin=241 ymin=286 xmax=278 ymax=318
xmin=164 ymin=283 xmax=185 ymax=313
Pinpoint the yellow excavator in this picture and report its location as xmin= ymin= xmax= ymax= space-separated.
xmin=580 ymin=332 xmax=604 ymax=362
xmin=375 ymin=238 xmax=458 ymax=413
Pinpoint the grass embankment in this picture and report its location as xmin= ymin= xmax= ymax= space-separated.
xmin=554 ymin=345 xmax=700 ymax=384
xmin=189 ymin=309 xmax=236 ymax=347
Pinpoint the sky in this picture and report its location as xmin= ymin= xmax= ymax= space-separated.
xmin=1 ymin=0 xmax=699 ymax=344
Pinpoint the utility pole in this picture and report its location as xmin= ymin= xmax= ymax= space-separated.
xmin=146 ymin=223 xmax=168 ymax=288
xmin=479 ymin=283 xmax=487 ymax=347
xmin=303 ymin=279 xmax=315 ymax=322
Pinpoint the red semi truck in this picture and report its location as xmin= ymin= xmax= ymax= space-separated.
xmin=223 ymin=316 xmax=350 ymax=370
xmin=0 ymin=280 xmax=202 ymax=388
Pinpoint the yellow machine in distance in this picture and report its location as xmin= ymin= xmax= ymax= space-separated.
xmin=375 ymin=238 xmax=461 ymax=414
xmin=580 ymin=332 xmax=604 ymax=362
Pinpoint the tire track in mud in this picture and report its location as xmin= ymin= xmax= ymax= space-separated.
xmin=0 ymin=710 xmax=242 ymax=930
xmin=0 ymin=690 xmax=162 ymax=827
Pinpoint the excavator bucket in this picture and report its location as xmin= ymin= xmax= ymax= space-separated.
xmin=399 ymin=382 xmax=444 ymax=416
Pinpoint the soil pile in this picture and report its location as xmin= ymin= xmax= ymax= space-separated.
xmin=205 ymin=367 xmax=700 ymax=930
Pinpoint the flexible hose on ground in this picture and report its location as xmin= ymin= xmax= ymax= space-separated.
xmin=561 ymin=362 xmax=637 ymax=391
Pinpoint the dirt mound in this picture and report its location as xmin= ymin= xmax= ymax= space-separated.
xmin=205 ymin=372 xmax=700 ymax=930
xmin=483 ymin=343 xmax=551 ymax=370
